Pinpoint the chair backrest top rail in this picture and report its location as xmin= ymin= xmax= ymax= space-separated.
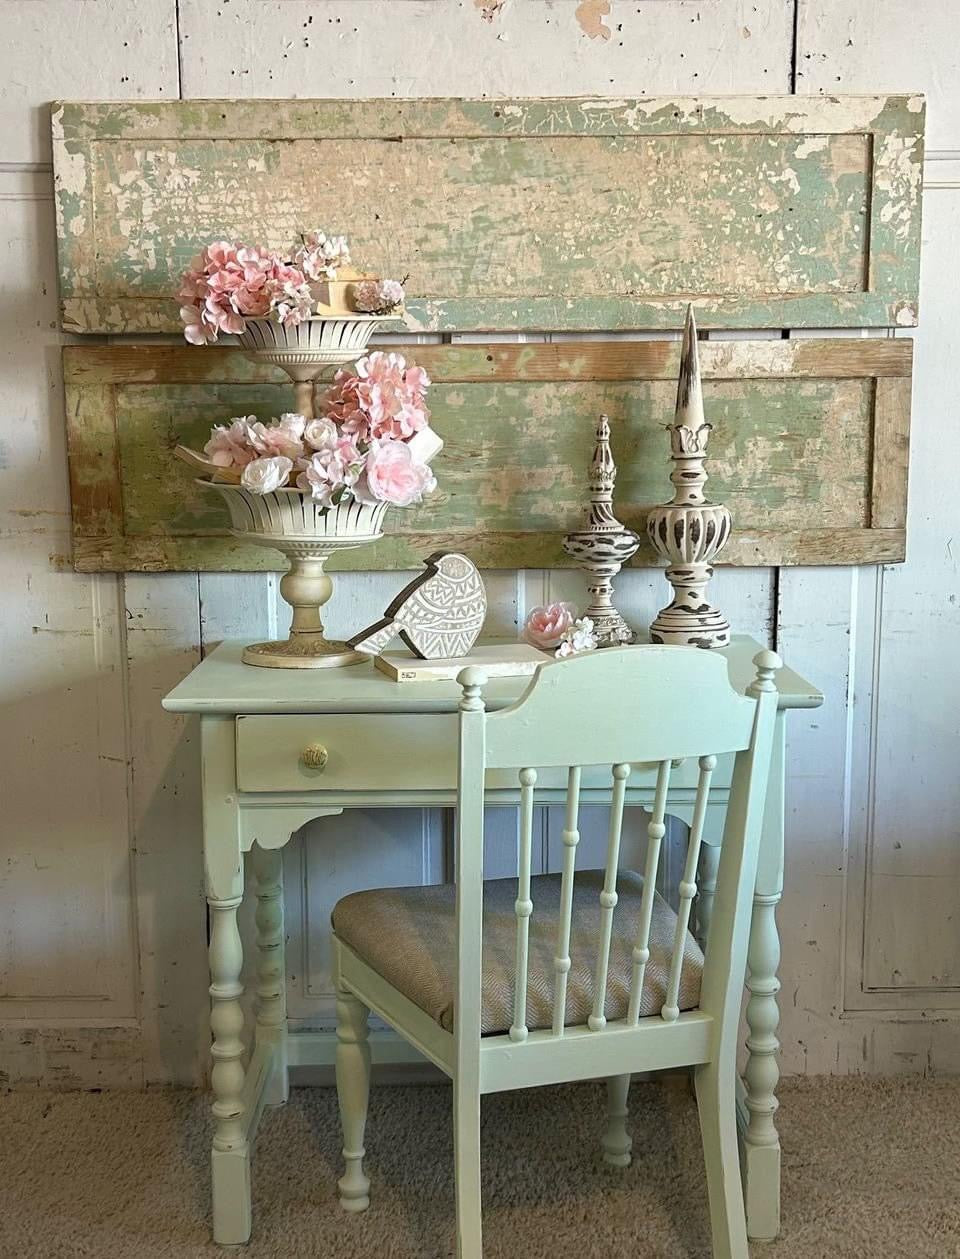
xmin=479 ymin=646 xmax=758 ymax=772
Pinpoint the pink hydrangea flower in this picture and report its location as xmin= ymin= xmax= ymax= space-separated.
xmin=353 ymin=439 xmax=436 ymax=507
xmin=322 ymin=351 xmax=430 ymax=443
xmin=523 ymin=602 xmax=579 ymax=650
xmin=202 ymin=413 xmax=306 ymax=467
xmin=179 ymin=241 xmax=317 ymax=341
xmin=297 ymin=437 xmax=365 ymax=507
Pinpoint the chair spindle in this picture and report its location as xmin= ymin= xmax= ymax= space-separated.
xmin=627 ymin=759 xmax=672 ymax=1024
xmin=589 ymin=763 xmax=631 ymax=1031
xmin=511 ymin=767 xmax=538 ymax=1042
xmin=662 ymin=753 xmax=716 ymax=1022
xmin=552 ymin=765 xmax=582 ymax=1036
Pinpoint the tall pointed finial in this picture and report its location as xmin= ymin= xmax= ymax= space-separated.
xmin=675 ymin=303 xmax=705 ymax=427
xmin=646 ymin=306 xmax=731 ymax=649
xmin=669 ymin=304 xmax=711 ymax=464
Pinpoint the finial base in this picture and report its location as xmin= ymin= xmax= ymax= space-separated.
xmin=589 ymin=608 xmax=636 ymax=648
xmin=650 ymin=563 xmax=730 ymax=649
xmin=562 ymin=527 xmax=640 ymax=650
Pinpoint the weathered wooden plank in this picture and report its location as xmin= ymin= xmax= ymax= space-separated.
xmin=62 ymin=339 xmax=910 ymax=572
xmin=67 ymin=527 xmax=905 ymax=574
xmin=63 ymin=338 xmax=914 ymax=385
xmin=871 ymin=375 xmax=913 ymax=531
xmin=52 ymin=95 xmax=924 ymax=333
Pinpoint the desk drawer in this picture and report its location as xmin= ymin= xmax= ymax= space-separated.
xmin=236 ymin=714 xmax=459 ymax=792
xmin=235 ymin=714 xmax=734 ymax=796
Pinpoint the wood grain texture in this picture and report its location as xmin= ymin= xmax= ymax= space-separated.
xmin=62 ymin=339 xmax=912 ymax=572
xmin=51 ymin=95 xmax=924 ymax=333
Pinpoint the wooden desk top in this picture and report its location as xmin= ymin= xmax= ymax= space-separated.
xmin=163 ymin=636 xmax=822 ymax=716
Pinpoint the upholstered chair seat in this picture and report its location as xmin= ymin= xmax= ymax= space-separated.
xmin=333 ymin=869 xmax=704 ymax=1036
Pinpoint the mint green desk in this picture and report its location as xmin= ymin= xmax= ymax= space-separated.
xmin=164 ymin=635 xmax=821 ymax=1245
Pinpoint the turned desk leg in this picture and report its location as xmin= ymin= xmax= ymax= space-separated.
xmin=203 ymin=714 xmax=252 ymax=1246
xmin=740 ymin=713 xmax=785 ymax=1242
xmin=208 ymin=891 xmax=251 ymax=1245
xmin=252 ymin=844 xmax=289 ymax=1106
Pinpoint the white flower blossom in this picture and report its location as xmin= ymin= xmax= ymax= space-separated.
xmin=303 ymin=417 xmax=339 ymax=451
xmin=555 ymin=616 xmax=599 ymax=659
xmin=241 ymin=455 xmax=294 ymax=495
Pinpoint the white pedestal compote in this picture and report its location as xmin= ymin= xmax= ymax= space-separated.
xmin=179 ymin=308 xmax=442 ymax=668
xmin=208 ymin=487 xmax=388 ymax=669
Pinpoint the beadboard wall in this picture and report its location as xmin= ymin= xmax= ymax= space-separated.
xmin=1 ymin=0 xmax=959 ymax=1087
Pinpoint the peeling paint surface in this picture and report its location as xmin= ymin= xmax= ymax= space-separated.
xmin=62 ymin=340 xmax=911 ymax=573
xmin=575 ymin=0 xmax=612 ymax=41
xmin=51 ymin=95 xmax=923 ymax=333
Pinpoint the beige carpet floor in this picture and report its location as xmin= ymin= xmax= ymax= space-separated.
xmin=3 ymin=1076 xmax=960 ymax=1258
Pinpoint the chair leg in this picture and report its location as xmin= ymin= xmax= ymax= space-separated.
xmin=601 ymin=1074 xmax=633 ymax=1167
xmin=694 ymin=1060 xmax=749 ymax=1259
xmin=335 ymin=987 xmax=371 ymax=1212
xmin=453 ymin=1084 xmax=483 ymax=1259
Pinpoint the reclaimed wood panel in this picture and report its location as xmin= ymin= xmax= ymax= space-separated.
xmin=62 ymin=339 xmax=912 ymax=572
xmin=52 ymin=95 xmax=924 ymax=333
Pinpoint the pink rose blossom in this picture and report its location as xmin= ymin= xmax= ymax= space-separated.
xmin=248 ymin=413 xmax=306 ymax=460
xmin=353 ymin=439 xmax=436 ymax=508
xmin=204 ymin=417 xmax=260 ymax=467
xmin=523 ymin=602 xmax=578 ymax=650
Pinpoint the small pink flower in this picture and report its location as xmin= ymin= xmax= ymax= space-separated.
xmin=353 ymin=439 xmax=436 ymax=508
xmin=523 ymin=602 xmax=578 ymax=650
xmin=352 ymin=278 xmax=405 ymax=314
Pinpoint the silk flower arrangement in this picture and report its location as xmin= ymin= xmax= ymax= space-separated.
xmin=195 ymin=352 xmax=438 ymax=510
xmin=173 ymin=230 xmax=442 ymax=671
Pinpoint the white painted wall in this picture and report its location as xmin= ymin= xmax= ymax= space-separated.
xmin=1 ymin=0 xmax=958 ymax=1087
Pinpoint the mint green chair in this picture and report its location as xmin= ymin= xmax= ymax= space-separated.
xmin=331 ymin=644 xmax=781 ymax=1259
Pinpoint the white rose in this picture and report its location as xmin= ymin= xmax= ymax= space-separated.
xmin=276 ymin=413 xmax=307 ymax=440
xmin=241 ymin=455 xmax=294 ymax=495
xmin=303 ymin=417 xmax=339 ymax=451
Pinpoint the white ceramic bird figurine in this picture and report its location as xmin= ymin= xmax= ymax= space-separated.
xmin=348 ymin=552 xmax=487 ymax=659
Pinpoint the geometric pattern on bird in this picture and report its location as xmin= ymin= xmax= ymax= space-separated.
xmin=347 ymin=551 xmax=487 ymax=659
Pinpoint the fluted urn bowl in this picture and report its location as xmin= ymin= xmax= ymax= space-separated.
xmin=205 ymin=482 xmax=388 ymax=668
xmin=238 ymin=315 xmax=396 ymax=374
xmin=238 ymin=315 xmax=398 ymax=417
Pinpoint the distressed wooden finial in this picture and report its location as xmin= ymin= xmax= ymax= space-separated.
xmin=562 ymin=414 xmax=640 ymax=647
xmin=647 ymin=306 xmax=732 ymax=649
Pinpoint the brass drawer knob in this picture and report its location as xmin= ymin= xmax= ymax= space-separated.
xmin=301 ymin=743 xmax=328 ymax=771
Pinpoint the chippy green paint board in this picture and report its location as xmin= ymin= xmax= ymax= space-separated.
xmin=52 ymin=95 xmax=924 ymax=333
xmin=63 ymin=339 xmax=912 ymax=572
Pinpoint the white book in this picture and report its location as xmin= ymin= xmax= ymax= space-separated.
xmin=373 ymin=642 xmax=552 ymax=683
